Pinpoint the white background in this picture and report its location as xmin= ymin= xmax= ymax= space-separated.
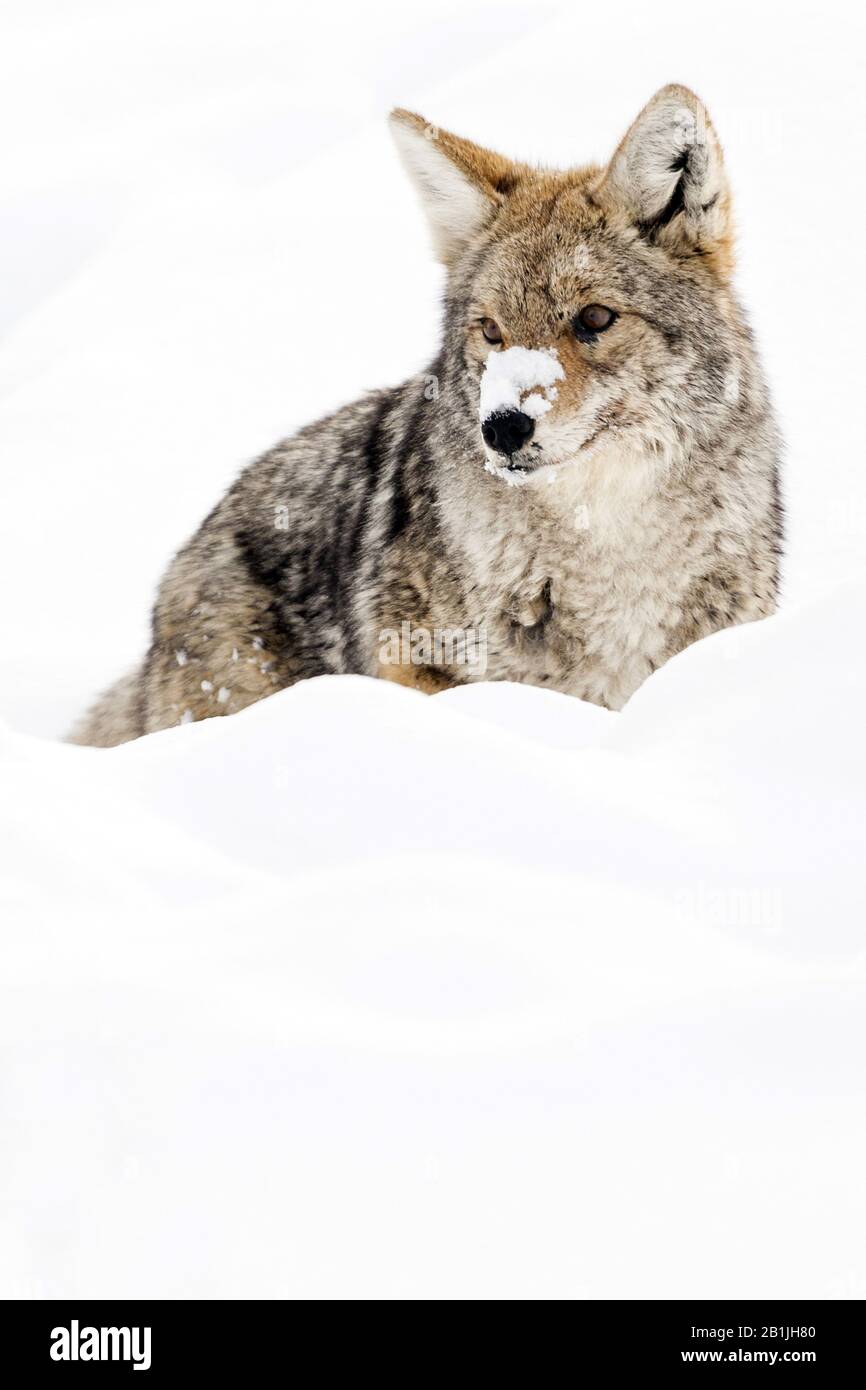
xmin=1 ymin=0 xmax=865 ymax=1298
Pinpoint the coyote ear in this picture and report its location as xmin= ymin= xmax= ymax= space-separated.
xmin=389 ymin=110 xmax=519 ymax=267
xmin=599 ymin=85 xmax=733 ymax=275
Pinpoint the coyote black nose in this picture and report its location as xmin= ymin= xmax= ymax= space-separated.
xmin=482 ymin=409 xmax=535 ymax=456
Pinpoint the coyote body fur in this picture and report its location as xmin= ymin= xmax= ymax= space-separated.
xmin=72 ymin=85 xmax=781 ymax=746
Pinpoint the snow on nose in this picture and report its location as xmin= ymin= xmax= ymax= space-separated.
xmin=479 ymin=345 xmax=563 ymax=433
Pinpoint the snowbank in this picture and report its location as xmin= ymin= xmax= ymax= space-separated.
xmin=2 ymin=587 xmax=865 ymax=1298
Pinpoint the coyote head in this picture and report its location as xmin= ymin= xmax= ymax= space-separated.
xmin=390 ymin=86 xmax=752 ymax=487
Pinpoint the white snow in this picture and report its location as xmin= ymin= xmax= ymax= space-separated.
xmin=2 ymin=592 xmax=866 ymax=1298
xmin=1 ymin=0 xmax=866 ymax=1300
xmin=479 ymin=345 xmax=564 ymax=423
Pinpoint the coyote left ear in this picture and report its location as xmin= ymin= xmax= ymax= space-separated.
xmin=389 ymin=110 xmax=522 ymax=268
xmin=599 ymin=84 xmax=733 ymax=276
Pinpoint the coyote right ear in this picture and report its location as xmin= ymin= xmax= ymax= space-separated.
xmin=389 ymin=110 xmax=521 ymax=268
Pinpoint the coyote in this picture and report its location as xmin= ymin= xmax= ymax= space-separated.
xmin=72 ymin=84 xmax=782 ymax=746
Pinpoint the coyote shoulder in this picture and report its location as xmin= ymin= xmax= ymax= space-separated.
xmin=72 ymin=84 xmax=781 ymax=747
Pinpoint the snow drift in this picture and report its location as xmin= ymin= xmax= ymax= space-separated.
xmin=2 ymin=587 xmax=865 ymax=1298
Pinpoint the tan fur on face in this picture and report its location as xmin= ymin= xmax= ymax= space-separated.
xmin=449 ymin=133 xmax=738 ymax=481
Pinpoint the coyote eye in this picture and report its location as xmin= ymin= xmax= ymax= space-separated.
xmin=481 ymin=317 xmax=503 ymax=344
xmin=574 ymin=304 xmax=617 ymax=336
